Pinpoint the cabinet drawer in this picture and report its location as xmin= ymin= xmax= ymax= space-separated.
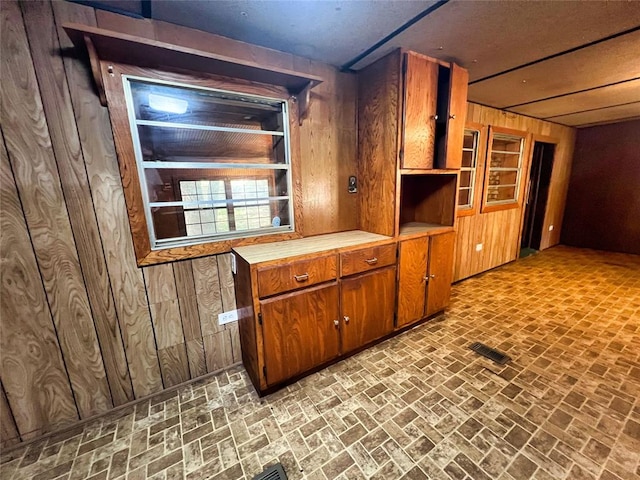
xmin=257 ymin=254 xmax=337 ymax=297
xmin=340 ymin=243 xmax=397 ymax=277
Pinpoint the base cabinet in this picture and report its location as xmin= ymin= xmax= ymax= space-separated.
xmin=397 ymin=231 xmax=455 ymax=328
xmin=234 ymin=231 xmax=453 ymax=395
xmin=261 ymin=283 xmax=340 ymax=386
xmin=341 ymin=266 xmax=396 ymax=354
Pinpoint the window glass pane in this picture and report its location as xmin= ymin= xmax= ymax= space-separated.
xmin=486 ymin=185 xmax=517 ymax=203
xmin=462 ymin=131 xmax=476 ymax=150
xmin=492 ymin=134 xmax=521 ymax=153
xmin=490 ymin=152 xmax=521 ymax=169
xmin=487 ymin=170 xmax=518 ymax=187
xmin=458 ymin=129 xmax=478 ymax=211
xmin=461 ymin=150 xmax=475 ymax=168
xmin=458 ymin=189 xmax=470 ymax=207
xmin=144 ymin=169 xmax=286 ymax=205
xmin=459 ymin=170 xmax=472 ymax=188
xmin=137 ymin=125 xmax=286 ymax=164
xmin=130 ymin=80 xmax=284 ymax=132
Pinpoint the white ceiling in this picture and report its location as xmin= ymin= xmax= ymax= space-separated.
xmin=97 ymin=0 xmax=640 ymax=127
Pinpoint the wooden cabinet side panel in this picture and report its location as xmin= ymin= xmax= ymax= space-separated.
xmin=444 ymin=63 xmax=469 ymax=169
xmin=261 ymin=284 xmax=340 ymax=386
xmin=235 ymin=257 xmax=261 ymax=390
xmin=402 ymin=53 xmax=438 ymax=169
xmin=357 ymin=50 xmax=400 ymax=236
xmin=426 ymin=232 xmax=456 ymax=316
xmin=397 ymin=237 xmax=429 ymax=328
xmin=341 ymin=267 xmax=396 ymax=354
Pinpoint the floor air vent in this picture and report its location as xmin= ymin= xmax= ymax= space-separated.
xmin=470 ymin=342 xmax=511 ymax=365
xmin=252 ymin=463 xmax=288 ymax=480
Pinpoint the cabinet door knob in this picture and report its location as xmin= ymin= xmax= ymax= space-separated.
xmin=365 ymin=257 xmax=378 ymax=265
xmin=344 ymin=315 xmax=350 ymax=323
xmin=449 ymin=114 xmax=456 ymax=119
xmin=294 ymin=273 xmax=309 ymax=282
xmin=431 ymin=114 xmax=438 ymax=121
xmin=334 ymin=319 xmax=339 ymax=327
xmin=423 ymin=276 xmax=429 ymax=282
xmin=430 ymin=274 xmax=436 ymax=279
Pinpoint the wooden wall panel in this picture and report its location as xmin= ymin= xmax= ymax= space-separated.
xmin=173 ymin=261 xmax=207 ymax=378
xmin=561 ymin=119 xmax=640 ymax=254
xmin=0 ymin=132 xmax=79 ymax=439
xmin=51 ymin=1 xmax=163 ymax=399
xmin=1 ymin=0 xmax=112 ymax=418
xmin=20 ymin=0 xmax=133 ymax=407
xmin=1 ymin=0 xmax=353 ymax=446
xmin=453 ymin=104 xmax=576 ymax=281
xmin=0 ymin=381 xmax=19 ymax=447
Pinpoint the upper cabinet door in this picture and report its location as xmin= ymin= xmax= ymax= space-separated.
xmin=441 ymin=63 xmax=469 ymax=169
xmin=401 ymin=52 xmax=439 ymax=169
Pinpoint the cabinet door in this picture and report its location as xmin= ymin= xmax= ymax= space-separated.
xmin=441 ymin=63 xmax=469 ymax=169
xmin=402 ymin=53 xmax=438 ymax=169
xmin=426 ymin=232 xmax=456 ymax=316
xmin=396 ymin=236 xmax=428 ymax=328
xmin=341 ymin=267 xmax=396 ymax=354
xmin=261 ymin=283 xmax=340 ymax=386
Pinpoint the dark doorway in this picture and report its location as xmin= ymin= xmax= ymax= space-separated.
xmin=520 ymin=141 xmax=555 ymax=256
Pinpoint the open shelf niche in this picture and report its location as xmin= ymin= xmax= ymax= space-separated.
xmin=399 ymin=173 xmax=457 ymax=236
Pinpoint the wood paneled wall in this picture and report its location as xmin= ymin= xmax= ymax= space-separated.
xmin=561 ymin=119 xmax=640 ymax=255
xmin=0 ymin=0 xmax=357 ymax=446
xmin=453 ymin=104 xmax=576 ymax=281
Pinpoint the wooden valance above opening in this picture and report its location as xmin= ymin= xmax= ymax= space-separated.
xmin=62 ymin=23 xmax=323 ymax=120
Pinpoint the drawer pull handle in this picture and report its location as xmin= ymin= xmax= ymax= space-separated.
xmin=294 ymin=273 xmax=309 ymax=282
xmin=365 ymin=257 xmax=378 ymax=265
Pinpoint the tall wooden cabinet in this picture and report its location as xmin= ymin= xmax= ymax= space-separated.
xmin=358 ymin=49 xmax=467 ymax=328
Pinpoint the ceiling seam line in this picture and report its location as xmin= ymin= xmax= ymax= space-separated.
xmin=503 ymin=77 xmax=640 ymax=109
xmin=543 ymin=100 xmax=640 ymax=120
xmin=340 ymin=0 xmax=450 ymax=72
xmin=469 ymin=25 xmax=640 ymax=85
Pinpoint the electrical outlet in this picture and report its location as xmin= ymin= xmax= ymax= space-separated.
xmin=475 ymin=243 xmax=483 ymax=252
xmin=548 ymin=224 xmax=554 ymax=231
xmin=218 ymin=309 xmax=238 ymax=325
